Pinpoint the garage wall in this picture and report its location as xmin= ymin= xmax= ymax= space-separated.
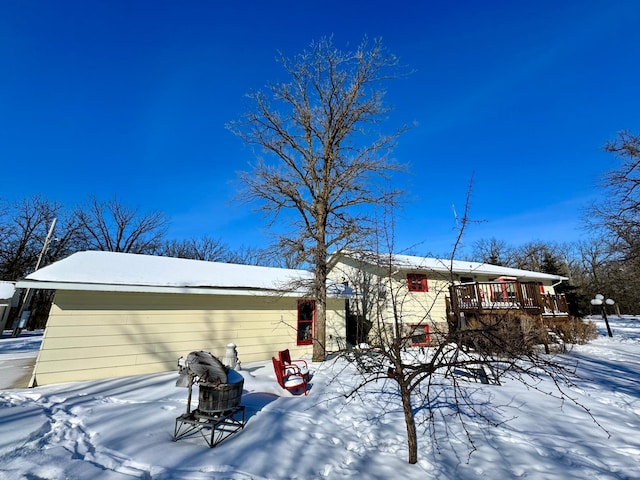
xmin=32 ymin=290 xmax=346 ymax=386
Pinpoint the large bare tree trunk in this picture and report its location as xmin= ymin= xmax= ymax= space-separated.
xmin=313 ymin=291 xmax=327 ymax=362
xmin=313 ymin=242 xmax=328 ymax=361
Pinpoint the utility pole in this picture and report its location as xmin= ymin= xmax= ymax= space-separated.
xmin=12 ymin=218 xmax=57 ymax=337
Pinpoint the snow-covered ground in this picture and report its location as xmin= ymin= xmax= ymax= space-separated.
xmin=0 ymin=330 xmax=41 ymax=389
xmin=1 ymin=316 xmax=639 ymax=479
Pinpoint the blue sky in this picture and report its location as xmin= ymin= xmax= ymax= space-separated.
xmin=2 ymin=1 xmax=639 ymax=257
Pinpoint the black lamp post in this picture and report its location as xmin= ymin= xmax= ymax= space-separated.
xmin=591 ymin=294 xmax=614 ymax=338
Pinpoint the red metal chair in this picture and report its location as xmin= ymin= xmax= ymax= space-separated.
xmin=272 ymin=357 xmax=307 ymax=395
xmin=278 ymin=349 xmax=310 ymax=381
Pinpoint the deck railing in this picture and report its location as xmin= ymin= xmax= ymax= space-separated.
xmin=449 ymin=281 xmax=569 ymax=318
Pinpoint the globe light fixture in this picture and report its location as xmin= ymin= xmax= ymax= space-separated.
xmin=591 ymin=294 xmax=614 ymax=337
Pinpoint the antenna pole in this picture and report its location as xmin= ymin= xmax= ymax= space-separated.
xmin=11 ymin=218 xmax=57 ymax=337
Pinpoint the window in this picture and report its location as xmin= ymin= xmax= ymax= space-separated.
xmin=409 ymin=324 xmax=430 ymax=346
xmin=297 ymin=300 xmax=315 ymax=345
xmin=407 ymin=273 xmax=428 ymax=292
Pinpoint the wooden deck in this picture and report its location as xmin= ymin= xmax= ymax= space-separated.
xmin=448 ymin=281 xmax=569 ymax=318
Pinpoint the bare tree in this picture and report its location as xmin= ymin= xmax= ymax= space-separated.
xmin=0 ymin=200 xmax=9 ymax=256
xmin=159 ymin=236 xmax=229 ymax=262
xmin=228 ymin=37 xmax=408 ymax=360
xmin=585 ymin=130 xmax=640 ymax=312
xmin=226 ymin=245 xmax=296 ymax=268
xmin=508 ymin=241 xmax=558 ymax=271
xmin=0 ymin=196 xmax=62 ymax=280
xmin=334 ymin=193 xmax=601 ymax=465
xmin=471 ymin=237 xmax=512 ymax=266
xmin=75 ymin=196 xmax=168 ymax=254
xmin=0 ymin=196 xmax=87 ymax=333
xmin=598 ymin=130 xmax=640 ymax=253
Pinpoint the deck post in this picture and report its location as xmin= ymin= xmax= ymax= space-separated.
xmin=533 ymin=285 xmax=545 ymax=315
xmin=514 ymin=281 xmax=524 ymax=310
xmin=474 ymin=282 xmax=483 ymax=314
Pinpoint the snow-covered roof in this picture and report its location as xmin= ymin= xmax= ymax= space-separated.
xmin=0 ymin=281 xmax=16 ymax=300
xmin=16 ymin=251 xmax=315 ymax=296
xmin=342 ymin=252 xmax=568 ymax=283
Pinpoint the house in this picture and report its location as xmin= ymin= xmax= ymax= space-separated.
xmin=0 ymin=281 xmax=18 ymax=333
xmin=330 ymin=252 xmax=569 ymax=347
xmin=16 ymin=251 xmax=348 ymax=386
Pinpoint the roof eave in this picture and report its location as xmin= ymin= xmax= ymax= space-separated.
xmin=15 ymin=280 xmax=307 ymax=297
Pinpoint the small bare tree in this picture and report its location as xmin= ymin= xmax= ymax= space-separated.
xmin=335 ymin=192 xmax=602 ymax=465
xmin=228 ymin=37 xmax=408 ymax=361
xmin=75 ymin=196 xmax=168 ymax=254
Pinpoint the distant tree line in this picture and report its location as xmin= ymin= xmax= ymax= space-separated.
xmin=0 ymin=194 xmax=278 ymax=284
xmin=0 ymin=194 xmax=276 ymax=329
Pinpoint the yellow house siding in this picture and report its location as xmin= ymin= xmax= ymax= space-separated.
xmin=330 ymin=259 xmax=452 ymax=344
xmin=32 ymin=290 xmax=345 ymax=386
xmin=380 ymin=274 xmax=450 ymax=342
xmin=331 ymin=255 xmax=565 ymax=347
xmin=390 ymin=276 xmax=450 ymax=327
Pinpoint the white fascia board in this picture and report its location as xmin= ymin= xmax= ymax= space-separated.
xmin=15 ymin=280 xmax=306 ymax=297
xmin=391 ymin=258 xmax=567 ymax=282
xmin=340 ymin=252 xmax=567 ymax=282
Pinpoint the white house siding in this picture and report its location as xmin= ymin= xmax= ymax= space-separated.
xmin=31 ymin=290 xmax=346 ymax=386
